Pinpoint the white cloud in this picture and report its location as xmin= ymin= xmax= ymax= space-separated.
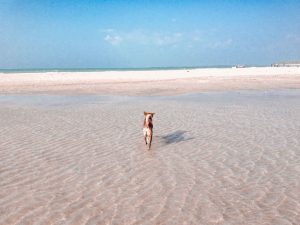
xmin=101 ymin=28 xmax=232 ymax=49
xmin=104 ymin=34 xmax=122 ymax=45
xmin=102 ymin=29 xmax=183 ymax=46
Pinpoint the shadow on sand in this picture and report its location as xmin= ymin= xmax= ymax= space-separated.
xmin=161 ymin=130 xmax=194 ymax=145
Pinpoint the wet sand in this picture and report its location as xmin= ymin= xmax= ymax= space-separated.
xmin=0 ymin=90 xmax=300 ymax=224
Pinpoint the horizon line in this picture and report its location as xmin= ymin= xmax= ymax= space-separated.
xmin=0 ymin=64 xmax=270 ymax=72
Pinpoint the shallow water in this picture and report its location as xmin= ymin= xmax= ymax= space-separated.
xmin=0 ymin=90 xmax=300 ymax=225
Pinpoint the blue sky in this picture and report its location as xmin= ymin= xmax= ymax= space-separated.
xmin=1 ymin=0 xmax=300 ymax=68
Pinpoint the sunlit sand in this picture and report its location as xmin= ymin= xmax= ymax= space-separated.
xmin=1 ymin=67 xmax=300 ymax=95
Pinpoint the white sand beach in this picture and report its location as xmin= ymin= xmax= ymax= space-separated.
xmin=1 ymin=67 xmax=300 ymax=95
xmin=1 ymin=68 xmax=300 ymax=224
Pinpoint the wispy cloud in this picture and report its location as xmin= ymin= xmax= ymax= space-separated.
xmin=102 ymin=29 xmax=183 ymax=46
xmin=101 ymin=28 xmax=232 ymax=49
xmin=152 ymin=32 xmax=183 ymax=46
xmin=104 ymin=34 xmax=122 ymax=45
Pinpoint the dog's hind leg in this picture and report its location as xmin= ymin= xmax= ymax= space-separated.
xmin=143 ymin=128 xmax=148 ymax=145
xmin=148 ymin=134 xmax=152 ymax=150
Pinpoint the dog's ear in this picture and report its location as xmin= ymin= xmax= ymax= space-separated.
xmin=144 ymin=111 xmax=147 ymax=116
xmin=151 ymin=113 xmax=155 ymax=116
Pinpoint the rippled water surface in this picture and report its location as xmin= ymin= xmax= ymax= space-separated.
xmin=1 ymin=91 xmax=300 ymax=225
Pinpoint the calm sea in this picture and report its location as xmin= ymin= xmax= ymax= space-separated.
xmin=0 ymin=65 xmax=257 ymax=74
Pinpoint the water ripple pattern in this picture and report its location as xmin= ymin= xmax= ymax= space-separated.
xmin=0 ymin=91 xmax=300 ymax=225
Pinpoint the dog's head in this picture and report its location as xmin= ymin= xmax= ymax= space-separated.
xmin=144 ymin=111 xmax=155 ymax=122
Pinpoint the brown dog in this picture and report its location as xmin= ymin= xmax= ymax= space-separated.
xmin=143 ymin=112 xmax=155 ymax=149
